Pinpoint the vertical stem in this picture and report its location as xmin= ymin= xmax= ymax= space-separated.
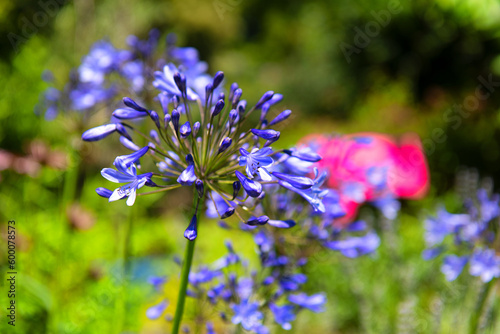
xmin=171 ymin=237 xmax=197 ymax=334
xmin=469 ymin=279 xmax=496 ymax=334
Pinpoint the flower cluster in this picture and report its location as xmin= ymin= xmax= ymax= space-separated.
xmin=36 ymin=31 xmax=198 ymax=119
xmin=147 ymin=241 xmax=326 ymax=333
xmin=423 ymin=182 xmax=500 ymax=282
xmin=37 ymin=30 xmax=157 ymax=119
xmin=301 ymin=132 xmax=429 ymax=225
xmin=81 ymin=39 xmax=327 ymax=240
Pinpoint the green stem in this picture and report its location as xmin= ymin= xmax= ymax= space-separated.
xmin=171 ymin=237 xmax=197 ymax=334
xmin=469 ymin=279 xmax=496 ymax=334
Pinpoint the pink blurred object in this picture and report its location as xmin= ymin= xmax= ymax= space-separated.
xmin=301 ymin=132 xmax=429 ymax=224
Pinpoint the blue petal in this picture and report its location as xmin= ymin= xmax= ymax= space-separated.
xmin=235 ymin=171 xmax=262 ymax=197
xmin=177 ymin=165 xmax=197 ymax=186
xmin=114 ymin=146 xmax=149 ymax=169
xmin=272 ymin=172 xmax=313 ymax=190
xmin=113 ymin=107 xmax=148 ymax=119
xmin=101 ymin=168 xmax=136 ymax=183
xmin=267 ymin=219 xmax=296 ymax=229
xmin=82 ymin=124 xmax=117 ymax=141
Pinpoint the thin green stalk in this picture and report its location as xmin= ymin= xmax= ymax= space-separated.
xmin=172 ymin=195 xmax=202 ymax=334
xmin=171 ymin=237 xmax=197 ymax=334
xmin=469 ymin=279 xmax=496 ymax=334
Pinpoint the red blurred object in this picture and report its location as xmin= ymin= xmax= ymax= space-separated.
xmin=301 ymin=132 xmax=430 ymax=224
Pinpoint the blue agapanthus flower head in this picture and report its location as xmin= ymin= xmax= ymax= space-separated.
xmin=81 ymin=35 xmax=329 ymax=241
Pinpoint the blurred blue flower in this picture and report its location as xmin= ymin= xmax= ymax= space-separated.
xmin=231 ymin=300 xmax=264 ymax=331
xmin=469 ymin=248 xmax=500 ymax=282
xmin=441 ymin=255 xmax=468 ymax=281
xmin=288 ymin=293 xmax=326 ymax=313
xmin=270 ymin=303 xmax=296 ymax=330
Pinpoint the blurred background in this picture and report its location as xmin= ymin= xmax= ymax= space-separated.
xmin=1 ymin=0 xmax=500 ymax=333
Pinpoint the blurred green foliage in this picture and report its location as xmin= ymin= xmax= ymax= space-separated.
xmin=2 ymin=0 xmax=500 ymax=333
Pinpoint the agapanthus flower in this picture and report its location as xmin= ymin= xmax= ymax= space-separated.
xmin=288 ymin=293 xmax=326 ymax=313
xmin=469 ymin=248 xmax=500 ymax=282
xmin=232 ymin=300 xmax=263 ymax=331
xmin=423 ymin=179 xmax=500 ymax=282
xmin=37 ymin=33 xmax=152 ymax=118
xmin=323 ymin=231 xmax=380 ymax=258
xmin=101 ymin=154 xmax=154 ymax=206
xmin=82 ymin=41 xmax=323 ymax=241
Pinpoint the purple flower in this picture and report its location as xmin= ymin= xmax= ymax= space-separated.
xmin=189 ymin=267 xmax=222 ymax=285
xmin=469 ymin=248 xmax=500 ymax=282
xmin=441 ymin=255 xmax=468 ymax=281
xmin=239 ymin=147 xmax=274 ymax=181
xmin=153 ymin=64 xmax=199 ymax=100
xmin=477 ymin=189 xmax=500 ymax=223
xmin=177 ymin=154 xmax=197 ymax=186
xmin=206 ymin=322 xmax=215 ymax=334
xmin=270 ymin=303 xmax=296 ymax=330
xmin=372 ymin=197 xmax=400 ymax=220
xmin=231 ymin=300 xmax=263 ymax=331
xmin=101 ymin=162 xmax=153 ymax=206
xmin=324 ymin=232 xmax=380 ymax=258
xmin=121 ymin=60 xmax=145 ymax=91
xmin=279 ymin=274 xmax=307 ymax=292
xmin=146 ymin=299 xmax=168 ymax=319
xmin=424 ymin=209 xmax=470 ymax=247
xmin=78 ymin=41 xmax=130 ymax=85
xmin=288 ymin=293 xmax=326 ymax=313
xmin=148 ymin=276 xmax=168 ymax=290
xmin=235 ymin=171 xmax=263 ymax=198
xmin=70 ymin=85 xmax=115 ymax=110
xmin=278 ymin=168 xmax=328 ymax=213
xmin=422 ymin=247 xmax=443 ymax=260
